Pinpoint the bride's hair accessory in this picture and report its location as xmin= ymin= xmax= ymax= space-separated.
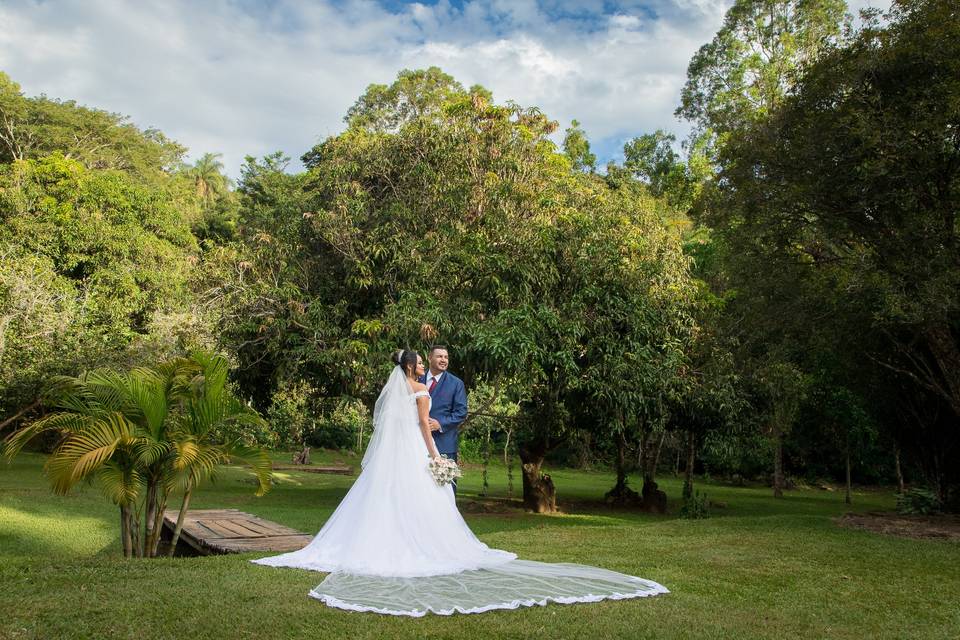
xmin=392 ymin=349 xmax=418 ymax=373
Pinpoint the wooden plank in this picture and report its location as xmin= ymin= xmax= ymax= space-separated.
xmin=232 ymin=519 xmax=285 ymax=536
xmin=196 ymin=519 xmax=246 ymax=539
xmin=164 ymin=509 xmax=241 ymax=522
xmin=208 ymin=535 xmax=313 ymax=553
xmin=161 ymin=509 xmax=314 ymax=555
xmin=213 ymin=519 xmax=270 ymax=538
xmin=272 ymin=465 xmax=353 ymax=475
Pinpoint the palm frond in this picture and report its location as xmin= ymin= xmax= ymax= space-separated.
xmin=133 ymin=438 xmax=172 ymax=466
xmin=45 ymin=413 xmax=134 ymax=494
xmin=125 ymin=368 xmax=170 ymax=438
xmin=95 ymin=462 xmax=142 ymax=506
xmin=172 ymin=439 xmax=201 ymax=471
xmin=82 ymin=370 xmax=134 ymax=413
xmin=223 ymin=442 xmax=273 ymax=497
xmin=3 ymin=412 xmax=94 ymax=459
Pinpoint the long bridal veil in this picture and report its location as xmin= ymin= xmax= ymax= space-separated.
xmin=312 ymin=561 xmax=668 ymax=617
xmin=253 ymin=365 xmax=668 ymax=616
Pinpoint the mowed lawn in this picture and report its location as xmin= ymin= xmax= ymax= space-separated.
xmin=2 ymin=452 xmax=958 ymax=640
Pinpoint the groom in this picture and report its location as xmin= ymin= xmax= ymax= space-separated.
xmin=420 ymin=345 xmax=468 ymax=492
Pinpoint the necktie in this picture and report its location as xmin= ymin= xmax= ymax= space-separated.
xmin=428 ymin=377 xmax=438 ymax=394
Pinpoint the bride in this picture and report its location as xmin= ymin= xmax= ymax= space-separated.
xmin=252 ymin=349 xmax=668 ymax=616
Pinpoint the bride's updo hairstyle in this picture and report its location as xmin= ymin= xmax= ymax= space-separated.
xmin=391 ymin=349 xmax=419 ymax=377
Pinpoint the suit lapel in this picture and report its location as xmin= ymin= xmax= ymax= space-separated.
xmin=430 ymin=372 xmax=448 ymax=397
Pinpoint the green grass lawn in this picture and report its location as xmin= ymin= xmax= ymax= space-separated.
xmin=2 ymin=452 xmax=958 ymax=640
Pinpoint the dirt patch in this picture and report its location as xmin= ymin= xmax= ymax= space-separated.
xmin=836 ymin=511 xmax=960 ymax=540
xmin=458 ymin=497 xmax=527 ymax=515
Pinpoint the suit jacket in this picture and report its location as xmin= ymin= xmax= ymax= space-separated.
xmin=420 ymin=371 xmax=468 ymax=456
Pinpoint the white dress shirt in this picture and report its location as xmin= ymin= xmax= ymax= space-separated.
xmin=426 ymin=371 xmax=444 ymax=390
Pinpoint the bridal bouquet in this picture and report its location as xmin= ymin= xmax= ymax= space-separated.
xmin=428 ymin=454 xmax=462 ymax=487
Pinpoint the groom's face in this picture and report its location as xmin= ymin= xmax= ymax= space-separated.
xmin=429 ymin=348 xmax=449 ymax=375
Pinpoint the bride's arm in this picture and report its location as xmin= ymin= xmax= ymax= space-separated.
xmin=416 ymin=396 xmax=440 ymax=458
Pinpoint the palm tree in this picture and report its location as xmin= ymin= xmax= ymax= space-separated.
xmin=2 ymin=351 xmax=272 ymax=558
xmin=166 ymin=351 xmax=271 ymax=555
xmin=189 ymin=152 xmax=228 ymax=202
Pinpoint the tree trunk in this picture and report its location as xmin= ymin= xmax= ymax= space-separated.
xmin=894 ymin=443 xmax=905 ymax=494
xmin=614 ymin=432 xmax=628 ymax=493
xmin=130 ymin=507 xmax=142 ymax=558
xmin=0 ymin=399 xmax=41 ymax=435
xmin=503 ymin=427 xmax=513 ymax=498
xmin=605 ymin=430 xmax=641 ymax=505
xmin=683 ymin=430 xmax=695 ymax=500
xmin=773 ymin=432 xmax=784 ymax=498
xmin=638 ymin=428 xmax=667 ymax=513
xmin=148 ymin=497 xmax=167 ymax=557
xmin=518 ymin=443 xmax=556 ymax=514
xmin=844 ymin=440 xmax=852 ymax=505
xmin=120 ymin=506 xmax=133 ymax=558
xmin=167 ymin=485 xmax=193 ymax=557
xmin=479 ymin=424 xmax=491 ymax=497
xmin=143 ymin=481 xmax=157 ymax=557
xmin=640 ymin=428 xmax=663 ymax=495
xmin=652 ymin=431 xmax=667 ymax=477
xmin=923 ymin=324 xmax=960 ymax=418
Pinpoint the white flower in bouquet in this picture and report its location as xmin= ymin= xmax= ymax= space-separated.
xmin=428 ymin=454 xmax=463 ymax=487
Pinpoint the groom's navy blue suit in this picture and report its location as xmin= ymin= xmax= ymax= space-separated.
xmin=420 ymin=371 xmax=468 ymax=459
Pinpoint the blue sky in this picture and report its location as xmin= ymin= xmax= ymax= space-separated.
xmin=0 ymin=0 xmax=889 ymax=177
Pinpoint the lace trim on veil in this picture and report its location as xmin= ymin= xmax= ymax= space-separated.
xmin=305 ymin=560 xmax=669 ymax=617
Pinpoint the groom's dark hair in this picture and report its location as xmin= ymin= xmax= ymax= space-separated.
xmin=429 ymin=345 xmax=448 ymax=354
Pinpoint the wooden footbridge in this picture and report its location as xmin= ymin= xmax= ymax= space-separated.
xmin=161 ymin=509 xmax=313 ymax=555
xmin=159 ymin=462 xmax=352 ymax=555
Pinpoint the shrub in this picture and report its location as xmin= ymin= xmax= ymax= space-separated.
xmin=266 ymin=380 xmax=318 ymax=448
xmin=305 ymin=396 xmax=370 ymax=452
xmin=896 ymin=487 xmax=941 ymax=515
xmin=680 ymin=490 xmax=711 ymax=519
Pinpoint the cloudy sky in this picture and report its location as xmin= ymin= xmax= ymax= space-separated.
xmin=0 ymin=0 xmax=890 ymax=177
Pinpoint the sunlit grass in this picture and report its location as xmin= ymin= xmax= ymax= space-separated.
xmin=2 ymin=452 xmax=957 ymax=639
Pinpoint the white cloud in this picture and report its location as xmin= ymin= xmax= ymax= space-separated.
xmin=0 ymin=0 xmax=892 ymax=177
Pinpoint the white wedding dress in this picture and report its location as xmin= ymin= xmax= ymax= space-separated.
xmin=251 ymin=366 xmax=668 ymax=616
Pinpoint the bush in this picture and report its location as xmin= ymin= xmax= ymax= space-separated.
xmin=896 ymin=487 xmax=941 ymax=515
xmin=267 ymin=380 xmax=318 ymax=448
xmin=305 ymin=396 xmax=370 ymax=452
xmin=679 ymin=490 xmax=711 ymax=519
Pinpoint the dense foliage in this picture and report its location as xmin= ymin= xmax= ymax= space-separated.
xmin=2 ymin=0 xmax=958 ymax=515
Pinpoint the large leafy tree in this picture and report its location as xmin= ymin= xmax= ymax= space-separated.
xmin=712 ymin=0 xmax=960 ymax=503
xmin=677 ymin=0 xmax=849 ymax=140
xmin=0 ymin=154 xmax=200 ymax=418
xmin=672 ymin=0 xmax=853 ymax=496
xmin=214 ymin=69 xmax=696 ymax=512
xmin=0 ymin=71 xmax=184 ymax=181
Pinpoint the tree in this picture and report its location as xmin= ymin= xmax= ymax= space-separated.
xmin=713 ymin=0 xmax=960 ymax=504
xmin=2 ymin=351 xmax=271 ymax=558
xmin=188 ymin=152 xmax=228 ymax=202
xmin=218 ymin=69 xmax=697 ymax=513
xmin=0 ymin=72 xmax=27 ymax=161
xmin=562 ymin=120 xmax=597 ymax=173
xmin=343 ymin=67 xmax=466 ymax=133
xmin=0 ymin=72 xmax=184 ymax=180
xmin=0 ymin=154 xmax=201 ymax=420
xmin=182 ymin=152 xmax=238 ymax=241
xmin=677 ymin=0 xmax=849 ymax=139
xmin=671 ymin=0 xmax=858 ymax=498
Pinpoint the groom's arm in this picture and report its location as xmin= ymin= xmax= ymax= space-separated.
xmin=438 ymin=379 xmax=468 ymax=433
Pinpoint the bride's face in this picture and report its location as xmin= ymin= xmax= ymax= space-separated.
xmin=415 ymin=356 xmax=425 ymax=377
